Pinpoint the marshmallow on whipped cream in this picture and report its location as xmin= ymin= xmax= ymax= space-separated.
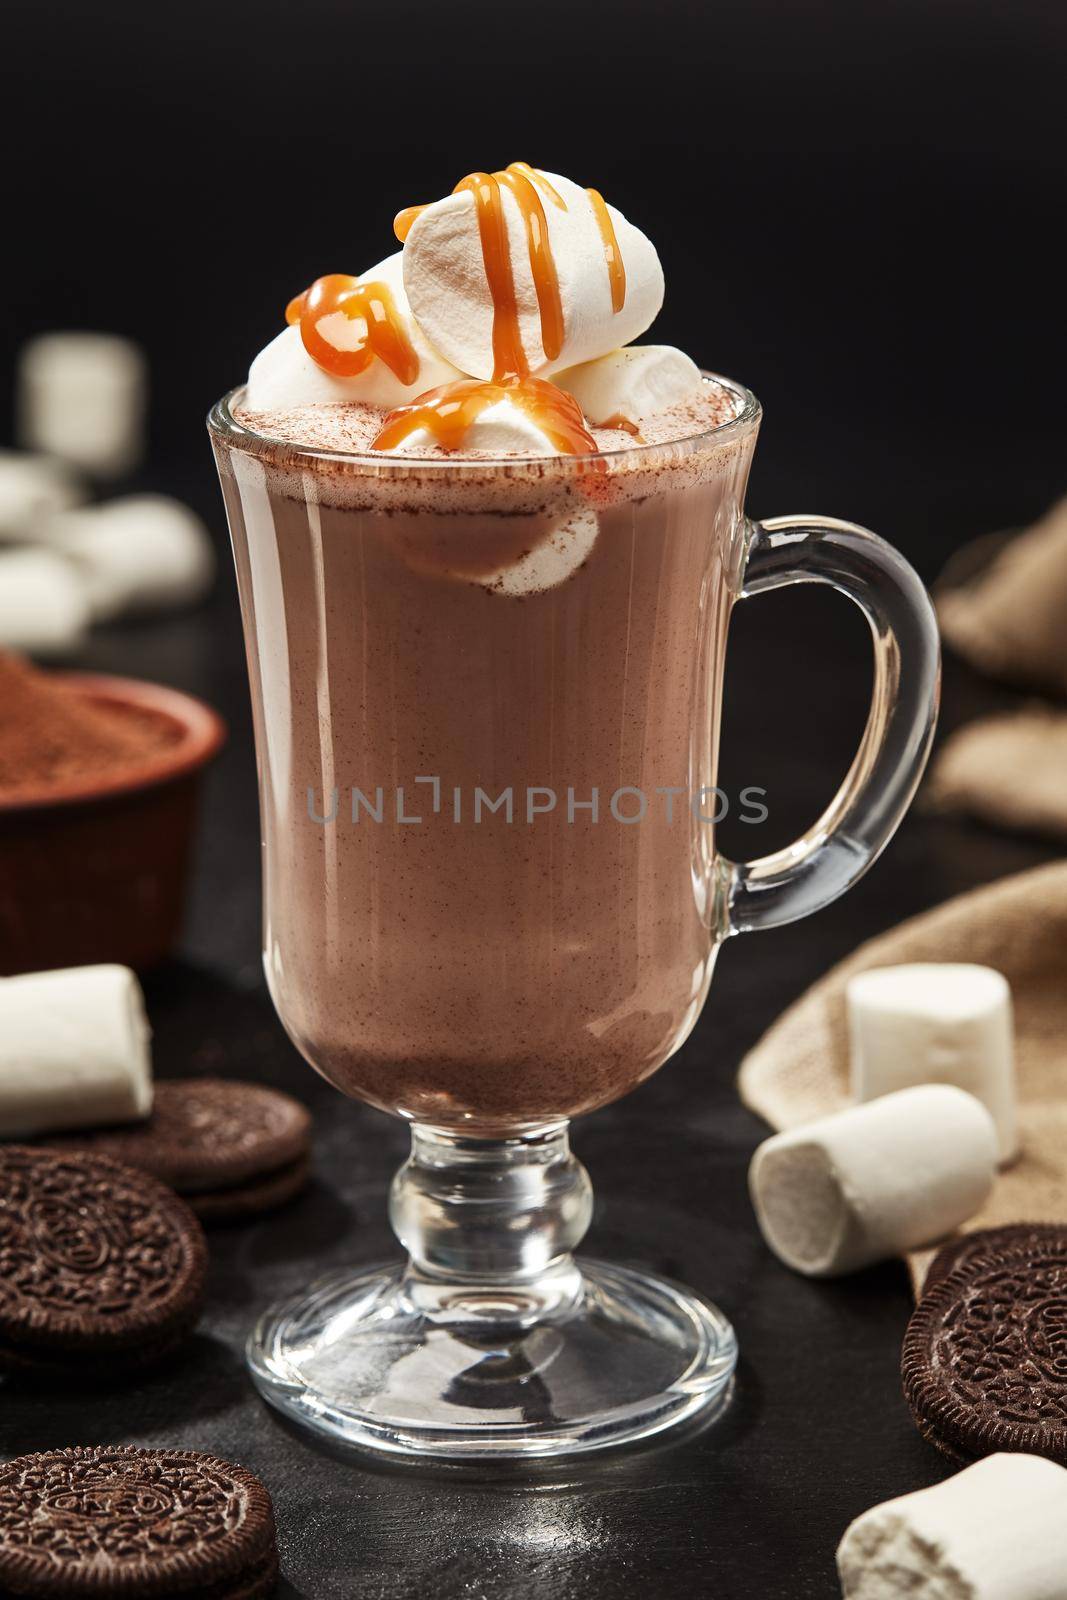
xmin=386 ymin=395 xmax=570 ymax=456
xmin=246 ymin=251 xmax=461 ymax=411
xmin=241 ymin=164 xmax=710 ymax=457
xmin=555 ymin=346 xmax=703 ymax=426
xmin=402 ymin=171 xmax=663 ymax=380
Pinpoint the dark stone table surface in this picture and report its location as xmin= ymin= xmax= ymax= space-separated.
xmin=2 ymin=451 xmax=1057 ymax=1599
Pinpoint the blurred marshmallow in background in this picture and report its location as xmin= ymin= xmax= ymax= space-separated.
xmin=0 ymin=448 xmax=84 ymax=542
xmin=18 ymin=332 xmax=147 ymax=478
xmin=42 ymin=495 xmax=216 ymax=621
xmin=0 ymin=546 xmax=91 ymax=656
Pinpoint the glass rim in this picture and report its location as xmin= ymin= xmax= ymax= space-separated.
xmin=206 ymin=369 xmax=762 ymax=476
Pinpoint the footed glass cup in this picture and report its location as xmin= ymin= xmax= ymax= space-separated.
xmin=209 ymin=376 xmax=939 ymax=1459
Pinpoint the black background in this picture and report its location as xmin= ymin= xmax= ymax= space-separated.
xmin=2 ymin=0 xmax=1064 ymax=556
xmin=2 ymin=3 xmax=1066 ymax=1596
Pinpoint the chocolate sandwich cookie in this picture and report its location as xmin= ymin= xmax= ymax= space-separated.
xmin=0 ymin=1146 xmax=207 ymax=1378
xmin=45 ymin=1078 xmax=312 ymax=1223
xmin=0 ymin=1445 xmax=278 ymax=1598
xmin=922 ymin=1223 xmax=1065 ymax=1293
xmin=903 ymin=1226 xmax=1067 ymax=1464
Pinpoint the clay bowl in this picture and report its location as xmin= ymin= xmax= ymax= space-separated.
xmin=0 ymin=673 xmax=226 ymax=975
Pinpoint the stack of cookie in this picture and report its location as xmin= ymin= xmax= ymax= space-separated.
xmin=0 ymin=964 xmax=313 ymax=1225
xmin=43 ymin=1077 xmax=313 ymax=1224
xmin=0 ymin=966 xmax=314 ymax=1596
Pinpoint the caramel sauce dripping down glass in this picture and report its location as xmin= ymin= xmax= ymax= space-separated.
xmin=286 ymin=274 xmax=420 ymax=386
xmin=372 ymin=376 xmax=599 ymax=456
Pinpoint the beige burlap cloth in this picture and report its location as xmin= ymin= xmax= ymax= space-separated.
xmin=926 ymin=706 xmax=1067 ymax=842
xmin=738 ymin=859 xmax=1067 ymax=1289
xmin=929 ymin=497 xmax=1067 ymax=840
xmin=937 ymin=496 xmax=1067 ymax=696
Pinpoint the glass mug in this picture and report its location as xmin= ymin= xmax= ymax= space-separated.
xmin=209 ymin=375 xmax=939 ymax=1459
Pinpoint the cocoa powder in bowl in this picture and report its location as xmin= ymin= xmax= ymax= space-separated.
xmin=0 ymin=653 xmax=225 ymax=974
xmin=0 ymin=652 xmax=182 ymax=803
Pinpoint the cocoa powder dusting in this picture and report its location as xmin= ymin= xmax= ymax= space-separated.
xmin=0 ymin=652 xmax=182 ymax=802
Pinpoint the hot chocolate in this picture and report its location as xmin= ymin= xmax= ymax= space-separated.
xmin=218 ymin=161 xmax=755 ymax=1130
xmin=213 ymin=161 xmax=940 ymax=1461
xmin=217 ymin=387 xmax=755 ymax=1131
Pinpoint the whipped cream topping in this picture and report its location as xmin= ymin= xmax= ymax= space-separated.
xmin=246 ymin=252 xmax=460 ymax=411
xmin=239 ymin=165 xmax=711 ymax=457
xmin=555 ymin=346 xmax=703 ymax=427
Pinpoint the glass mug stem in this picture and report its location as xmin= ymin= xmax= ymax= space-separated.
xmin=722 ymin=514 xmax=940 ymax=934
xmin=390 ymin=1123 xmax=592 ymax=1319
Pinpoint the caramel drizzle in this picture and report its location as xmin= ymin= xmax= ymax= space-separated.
xmin=506 ymin=162 xmax=566 ymax=209
xmin=455 ymin=166 xmax=565 ymax=379
xmin=286 ymin=273 xmax=419 ymax=385
xmin=601 ymin=413 xmax=644 ymax=441
xmin=392 ymin=205 xmax=426 ymax=242
xmin=395 ymin=166 xmax=627 ymax=381
xmin=372 ymin=376 xmax=599 ymax=456
xmin=586 ymin=189 xmax=626 ymax=313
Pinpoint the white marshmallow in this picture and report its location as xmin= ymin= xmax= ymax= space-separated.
xmin=555 ymin=345 xmax=703 ymax=424
xmin=390 ymin=396 xmax=560 ymax=457
xmin=18 ymin=333 xmax=147 ymax=478
xmin=403 ymin=171 xmax=664 ymax=380
xmin=386 ymin=508 xmax=599 ymax=596
xmin=0 ymin=547 xmax=91 ymax=657
xmin=837 ymin=1453 xmax=1067 ymax=1599
xmin=478 ymin=509 xmax=599 ymax=596
xmin=0 ymin=450 xmax=84 ymax=542
xmin=848 ymin=964 xmax=1018 ymax=1163
xmin=0 ymin=965 xmax=152 ymax=1138
xmin=43 ymin=495 xmax=215 ymax=622
xmin=749 ymin=1085 xmax=997 ymax=1277
xmin=245 ymin=251 xmax=461 ymax=410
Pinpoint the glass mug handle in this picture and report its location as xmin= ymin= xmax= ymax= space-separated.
xmin=721 ymin=514 xmax=941 ymax=935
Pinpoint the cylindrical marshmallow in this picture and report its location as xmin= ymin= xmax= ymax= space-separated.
xmin=389 ymin=507 xmax=600 ymax=596
xmin=244 ymin=251 xmax=461 ymax=411
xmin=554 ymin=345 xmax=703 ymax=424
xmin=0 ymin=965 xmax=152 ymax=1138
xmin=847 ymin=963 xmax=1018 ymax=1163
xmin=18 ymin=332 xmax=147 ymax=478
xmin=749 ymin=1085 xmax=998 ymax=1277
xmin=43 ymin=495 xmax=216 ymax=622
xmin=0 ymin=450 xmax=84 ymax=542
xmin=0 ymin=548 xmax=91 ymax=657
xmin=837 ymin=1453 xmax=1067 ymax=1599
xmin=402 ymin=171 xmax=664 ymax=380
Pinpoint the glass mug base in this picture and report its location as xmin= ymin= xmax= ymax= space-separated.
xmin=246 ymin=1257 xmax=737 ymax=1460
